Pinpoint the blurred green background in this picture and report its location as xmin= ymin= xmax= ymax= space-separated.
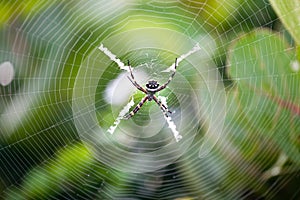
xmin=1 ymin=0 xmax=300 ymax=199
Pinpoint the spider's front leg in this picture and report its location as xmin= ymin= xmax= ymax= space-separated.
xmin=127 ymin=60 xmax=147 ymax=94
xmin=156 ymin=58 xmax=178 ymax=92
xmin=124 ymin=96 xmax=148 ymax=119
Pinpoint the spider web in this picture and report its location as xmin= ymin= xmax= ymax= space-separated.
xmin=1 ymin=0 xmax=300 ymax=199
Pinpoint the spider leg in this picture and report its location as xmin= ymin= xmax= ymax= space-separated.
xmin=153 ymin=96 xmax=172 ymax=117
xmin=127 ymin=60 xmax=147 ymax=94
xmin=128 ymin=60 xmax=135 ymax=79
xmin=156 ymin=58 xmax=178 ymax=92
xmin=127 ymin=76 xmax=147 ymax=94
xmin=124 ymin=96 xmax=148 ymax=119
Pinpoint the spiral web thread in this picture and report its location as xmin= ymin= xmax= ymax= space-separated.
xmin=0 ymin=0 xmax=299 ymax=199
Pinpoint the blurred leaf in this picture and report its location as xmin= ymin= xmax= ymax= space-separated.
xmin=0 ymin=1 xmax=53 ymax=28
xmin=186 ymin=0 xmax=276 ymax=33
xmin=201 ymin=0 xmax=243 ymax=30
xmin=22 ymin=0 xmax=51 ymax=16
xmin=5 ymin=143 xmax=93 ymax=199
xmin=0 ymin=2 xmax=13 ymax=27
xmin=0 ymin=2 xmax=74 ymax=143
xmin=211 ymin=0 xmax=277 ymax=76
xmin=270 ymin=0 xmax=300 ymax=45
xmin=227 ymin=29 xmax=300 ymax=164
xmin=4 ymin=142 xmax=138 ymax=199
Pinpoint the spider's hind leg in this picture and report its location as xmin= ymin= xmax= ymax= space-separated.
xmin=153 ymin=96 xmax=172 ymax=117
xmin=124 ymin=96 xmax=148 ymax=119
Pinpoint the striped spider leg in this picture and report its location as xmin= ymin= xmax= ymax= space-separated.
xmin=124 ymin=58 xmax=178 ymax=119
xmin=156 ymin=58 xmax=178 ymax=92
xmin=152 ymin=95 xmax=172 ymax=117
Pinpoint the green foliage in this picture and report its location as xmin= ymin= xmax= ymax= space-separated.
xmin=227 ymin=28 xmax=300 ymax=164
xmin=5 ymin=144 xmax=92 ymax=199
xmin=0 ymin=0 xmax=53 ymax=28
xmin=270 ymin=0 xmax=300 ymax=45
xmin=1 ymin=0 xmax=300 ymax=199
xmin=227 ymin=29 xmax=300 ymax=162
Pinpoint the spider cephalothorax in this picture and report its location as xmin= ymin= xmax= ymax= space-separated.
xmin=124 ymin=58 xmax=178 ymax=119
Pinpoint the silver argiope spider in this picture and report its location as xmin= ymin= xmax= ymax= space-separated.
xmin=124 ymin=58 xmax=178 ymax=119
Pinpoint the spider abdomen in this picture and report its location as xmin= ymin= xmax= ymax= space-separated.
xmin=146 ymin=80 xmax=159 ymax=90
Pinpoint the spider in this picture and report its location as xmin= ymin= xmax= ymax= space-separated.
xmin=124 ymin=58 xmax=178 ymax=119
